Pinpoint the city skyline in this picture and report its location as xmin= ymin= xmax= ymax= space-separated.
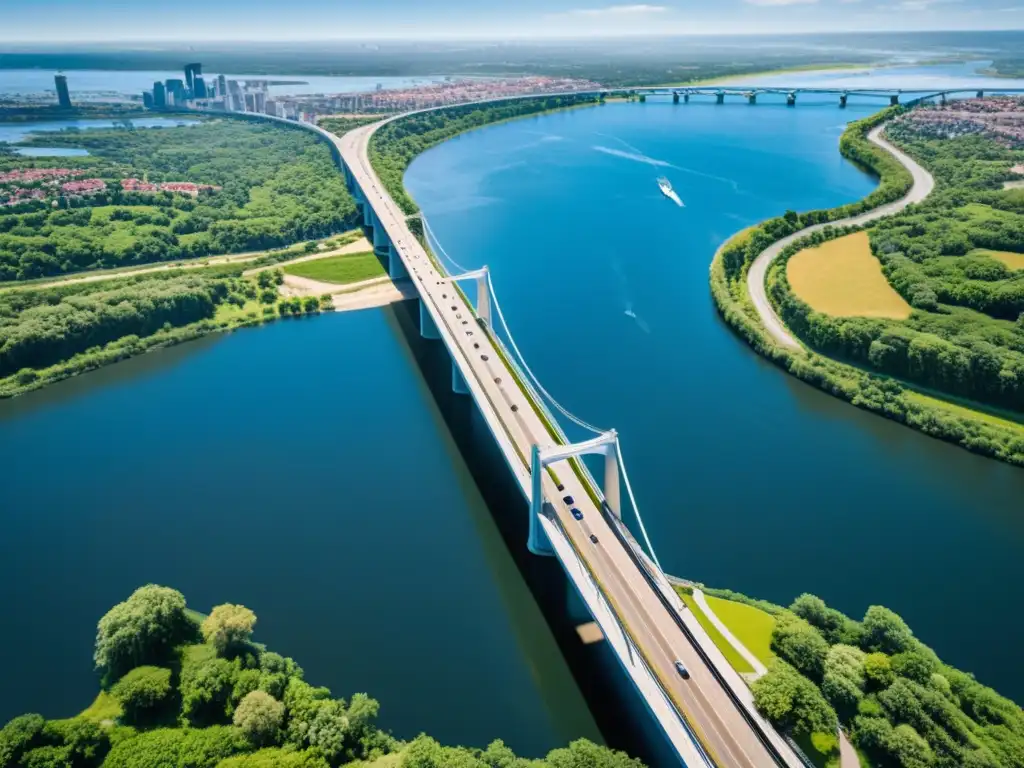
xmin=1 ymin=0 xmax=1022 ymax=41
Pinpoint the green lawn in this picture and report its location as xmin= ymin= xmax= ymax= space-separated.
xmin=78 ymin=691 xmax=122 ymax=723
xmin=702 ymin=594 xmax=777 ymax=667
xmin=794 ymin=731 xmax=840 ymax=768
xmin=677 ymin=590 xmax=754 ymax=675
xmin=282 ymin=252 xmax=385 ymax=285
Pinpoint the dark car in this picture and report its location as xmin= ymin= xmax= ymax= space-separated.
xmin=562 ymin=495 xmax=575 ymax=505
xmin=589 ymin=533 xmax=599 ymax=544
xmin=556 ymin=483 xmax=565 ymax=492
xmin=674 ymin=661 xmax=690 ymax=680
xmin=571 ymin=508 xmax=583 ymax=521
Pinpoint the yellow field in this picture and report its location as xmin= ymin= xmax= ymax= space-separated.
xmin=787 ymin=231 xmax=911 ymax=319
xmin=978 ymin=249 xmax=1024 ymax=271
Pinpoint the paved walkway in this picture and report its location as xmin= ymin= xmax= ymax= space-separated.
xmin=693 ymin=589 xmax=768 ymax=678
xmin=746 ymin=123 xmax=935 ymax=349
xmin=839 ymin=730 xmax=860 ymax=768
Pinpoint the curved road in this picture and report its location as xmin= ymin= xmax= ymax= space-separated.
xmin=746 ymin=124 xmax=935 ymax=350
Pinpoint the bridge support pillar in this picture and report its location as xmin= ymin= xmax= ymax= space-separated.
xmin=371 ymin=214 xmax=390 ymax=258
xmin=977 ymin=90 xmax=984 ymax=99
xmin=389 ymin=249 xmax=408 ymax=280
xmin=939 ymin=93 xmax=947 ymax=106
xmin=747 ymin=93 xmax=757 ymax=105
xmin=638 ymin=94 xmax=646 ymax=103
xmin=672 ymin=92 xmax=679 ymax=104
xmin=452 ymin=359 xmax=470 ymax=396
xmin=528 ymin=446 xmax=555 ymax=557
xmin=419 ymin=299 xmax=440 ymax=340
xmin=890 ymin=94 xmax=900 ymax=106
xmin=787 ymin=92 xmax=796 ymax=107
xmin=716 ymin=92 xmax=725 ymax=105
xmin=362 ymin=201 xmax=373 ymax=228
xmin=840 ymin=93 xmax=848 ymax=108
xmin=683 ymin=92 xmax=690 ymax=104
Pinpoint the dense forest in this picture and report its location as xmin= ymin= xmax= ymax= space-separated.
xmin=367 ymin=93 xmax=601 ymax=215
xmin=0 ymin=118 xmax=359 ymax=280
xmin=769 ymin=103 xmax=1024 ymax=414
xmin=0 ymin=585 xmax=643 ymax=768
xmin=706 ymin=587 xmax=1024 ymax=768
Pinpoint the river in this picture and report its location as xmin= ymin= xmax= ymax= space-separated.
xmin=404 ymin=65 xmax=1024 ymax=702
xmin=0 ymin=312 xmax=599 ymax=753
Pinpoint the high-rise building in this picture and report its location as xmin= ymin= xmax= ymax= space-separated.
xmin=184 ymin=63 xmax=202 ymax=95
xmin=217 ymin=75 xmax=227 ymax=100
xmin=54 ymin=74 xmax=72 ymax=108
xmin=153 ymin=81 xmax=166 ymax=108
xmin=254 ymin=91 xmax=266 ymax=114
xmin=165 ymin=79 xmax=187 ymax=104
xmin=193 ymin=77 xmax=207 ymax=99
xmin=142 ymin=92 xmax=154 ymax=109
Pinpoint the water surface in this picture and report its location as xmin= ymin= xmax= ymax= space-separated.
xmin=405 ymin=89 xmax=1024 ymax=700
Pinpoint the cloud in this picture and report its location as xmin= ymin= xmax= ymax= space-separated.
xmin=892 ymin=0 xmax=958 ymax=10
xmin=744 ymin=0 xmax=817 ymax=6
xmin=563 ymin=4 xmax=669 ymax=16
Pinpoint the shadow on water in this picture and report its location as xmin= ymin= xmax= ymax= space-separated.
xmin=386 ymin=298 xmax=679 ymax=767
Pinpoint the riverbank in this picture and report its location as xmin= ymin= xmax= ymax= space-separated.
xmin=711 ymin=111 xmax=1024 ymax=466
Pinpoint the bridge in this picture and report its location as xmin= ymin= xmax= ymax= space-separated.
xmin=594 ymin=85 xmax=1024 ymax=107
xmin=282 ymin=113 xmax=815 ymax=767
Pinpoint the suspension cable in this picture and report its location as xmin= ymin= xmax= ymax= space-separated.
xmin=422 ymin=215 xmax=469 ymax=274
xmin=615 ymin=436 xmax=663 ymax=570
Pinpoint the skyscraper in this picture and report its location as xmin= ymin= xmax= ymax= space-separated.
xmin=142 ymin=92 xmax=154 ymax=109
xmin=153 ymin=81 xmax=166 ymax=108
xmin=184 ymin=63 xmax=202 ymax=95
xmin=165 ymin=79 xmax=187 ymax=104
xmin=217 ymin=75 xmax=227 ymax=101
xmin=193 ymin=77 xmax=207 ymax=99
xmin=54 ymin=74 xmax=72 ymax=109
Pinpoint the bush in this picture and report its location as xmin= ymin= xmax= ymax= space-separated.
xmin=110 ymin=666 xmax=173 ymax=724
xmin=864 ymin=652 xmax=895 ymax=690
xmin=0 ymin=714 xmax=45 ymax=766
xmin=770 ymin=613 xmax=830 ymax=681
xmin=233 ymin=692 xmax=284 ymax=748
xmin=215 ymin=748 xmax=329 ymax=768
xmin=94 ymin=585 xmax=198 ymax=680
xmin=752 ymin=662 xmax=837 ymax=736
xmin=181 ymin=654 xmax=238 ymax=726
xmin=862 ymin=606 xmax=916 ymax=656
xmin=101 ymin=726 xmax=248 ymax=768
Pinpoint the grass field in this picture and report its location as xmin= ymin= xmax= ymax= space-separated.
xmin=787 ymin=231 xmax=912 ymax=319
xmin=78 ymin=691 xmax=122 ymax=722
xmin=976 ymin=248 xmax=1024 ymax=271
xmin=676 ymin=590 xmax=755 ymax=675
xmin=282 ymin=252 xmax=385 ymax=285
xmin=702 ymin=594 xmax=777 ymax=666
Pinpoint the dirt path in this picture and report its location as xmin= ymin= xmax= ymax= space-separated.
xmin=279 ymin=272 xmax=417 ymax=313
xmin=745 ymin=124 xmax=935 ymax=350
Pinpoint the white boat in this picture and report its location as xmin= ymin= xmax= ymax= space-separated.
xmin=657 ymin=177 xmax=684 ymax=207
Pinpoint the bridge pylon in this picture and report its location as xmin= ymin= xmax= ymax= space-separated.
xmin=440 ymin=266 xmax=490 ymax=326
xmin=529 ymin=431 xmax=620 ymax=556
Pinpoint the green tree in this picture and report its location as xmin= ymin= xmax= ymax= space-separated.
xmin=181 ymin=656 xmax=238 ymax=725
xmin=0 ymin=714 xmax=45 ymax=766
xmin=202 ymin=605 xmax=257 ymax=656
xmin=93 ymin=585 xmax=197 ymax=680
xmin=864 ymin=653 xmax=895 ymax=690
xmin=770 ymin=613 xmax=830 ymax=681
xmin=215 ymin=748 xmax=329 ymax=768
xmin=891 ymin=651 xmax=937 ymax=684
xmin=887 ymin=724 xmax=935 ymax=768
xmin=862 ymin=606 xmax=916 ymax=655
xmin=232 ymin=692 xmax=284 ymax=748
xmin=545 ymin=739 xmax=647 ymax=767
xmin=110 ymin=666 xmax=173 ymax=725
xmin=752 ymin=662 xmax=837 ymax=736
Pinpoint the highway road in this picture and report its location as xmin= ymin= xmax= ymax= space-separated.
xmin=746 ymin=123 xmax=935 ymax=350
xmin=325 ymin=119 xmax=805 ymax=768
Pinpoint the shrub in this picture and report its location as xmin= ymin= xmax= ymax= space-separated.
xmin=215 ymin=748 xmax=329 ymax=768
xmin=181 ymin=654 xmax=238 ymax=726
xmin=202 ymin=605 xmax=257 ymax=656
xmin=862 ymin=606 xmax=915 ymax=655
xmin=770 ymin=613 xmax=830 ymax=681
xmin=864 ymin=652 xmax=895 ymax=690
xmin=752 ymin=662 xmax=837 ymax=736
xmin=110 ymin=666 xmax=173 ymax=724
xmin=101 ymin=726 xmax=248 ymax=768
xmin=233 ymin=692 xmax=284 ymax=747
xmin=0 ymin=714 xmax=45 ymax=766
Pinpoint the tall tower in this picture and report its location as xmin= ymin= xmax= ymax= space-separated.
xmin=153 ymin=81 xmax=166 ymax=108
xmin=184 ymin=63 xmax=202 ymax=95
xmin=54 ymin=74 xmax=72 ymax=109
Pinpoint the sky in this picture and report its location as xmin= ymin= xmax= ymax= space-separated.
xmin=1 ymin=0 xmax=1021 ymax=41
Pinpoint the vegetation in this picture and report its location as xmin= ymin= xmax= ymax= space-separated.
xmin=0 ymin=585 xmax=645 ymax=768
xmin=316 ymin=117 xmax=379 ymax=136
xmin=786 ymin=231 xmax=912 ymax=319
xmin=282 ymin=252 xmax=385 ymax=285
xmin=366 ymin=94 xmax=602 ymax=215
xmin=701 ymin=594 xmax=777 ymax=668
xmin=0 ymin=118 xmax=359 ymax=280
xmin=675 ymin=590 xmax=754 ymax=675
xmin=711 ymin=104 xmax=1024 ymax=466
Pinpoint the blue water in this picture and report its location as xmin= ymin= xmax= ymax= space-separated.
xmin=0 ymin=312 xmax=597 ymax=753
xmin=405 ymin=94 xmax=1024 ymax=700
xmin=0 ymin=117 xmax=199 ymax=145
xmin=12 ymin=147 xmax=90 ymax=157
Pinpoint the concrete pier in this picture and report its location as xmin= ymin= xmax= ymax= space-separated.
xmin=683 ymin=92 xmax=690 ymax=104
xmin=419 ymin=299 xmax=440 ymax=340
xmin=787 ymin=92 xmax=796 ymax=107
xmin=747 ymin=93 xmax=757 ymax=105
xmin=716 ymin=92 xmax=725 ymax=104
xmin=890 ymin=94 xmax=900 ymax=105
xmin=840 ymin=93 xmax=848 ymax=108
xmin=451 ymin=359 xmax=470 ymax=395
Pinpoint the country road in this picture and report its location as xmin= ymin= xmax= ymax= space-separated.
xmin=745 ymin=123 xmax=935 ymax=350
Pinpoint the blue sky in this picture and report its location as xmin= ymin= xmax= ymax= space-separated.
xmin=2 ymin=0 xmax=1021 ymax=40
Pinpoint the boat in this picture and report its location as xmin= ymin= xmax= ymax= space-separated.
xmin=657 ymin=177 xmax=684 ymax=207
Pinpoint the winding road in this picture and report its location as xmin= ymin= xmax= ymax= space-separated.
xmin=746 ymin=124 xmax=935 ymax=350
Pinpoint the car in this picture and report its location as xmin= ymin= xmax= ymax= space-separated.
xmin=562 ymin=495 xmax=575 ymax=505
xmin=571 ymin=508 xmax=583 ymax=521
xmin=481 ymin=355 xmax=489 ymax=361
xmin=495 ymin=377 xmax=502 ymax=384
xmin=589 ymin=534 xmax=599 ymax=544
xmin=556 ymin=483 xmax=565 ymax=492
xmin=473 ymin=343 xmax=480 ymax=349
xmin=674 ymin=661 xmax=690 ymax=680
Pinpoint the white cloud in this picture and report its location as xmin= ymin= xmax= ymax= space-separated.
xmin=563 ymin=4 xmax=669 ymax=16
xmin=744 ymin=0 xmax=817 ymax=6
xmin=892 ymin=0 xmax=958 ymax=10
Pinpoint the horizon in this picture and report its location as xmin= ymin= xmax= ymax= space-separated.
xmin=2 ymin=1 xmax=1023 ymax=42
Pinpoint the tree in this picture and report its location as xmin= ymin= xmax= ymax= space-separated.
xmin=771 ymin=613 xmax=830 ymax=681
xmin=545 ymin=739 xmax=647 ymax=767
xmin=202 ymin=604 xmax=257 ymax=656
xmin=233 ymin=691 xmax=284 ymax=747
xmin=752 ymin=662 xmax=837 ymax=736
xmin=891 ymin=651 xmax=937 ymax=685
xmin=0 ymin=714 xmax=45 ymax=766
xmin=887 ymin=724 xmax=935 ymax=768
xmin=862 ymin=606 xmax=915 ymax=655
xmin=181 ymin=656 xmax=237 ymax=725
xmin=110 ymin=666 xmax=173 ymax=724
xmin=215 ymin=748 xmax=329 ymax=768
xmin=93 ymin=585 xmax=197 ymax=680
xmin=864 ymin=653 xmax=895 ymax=690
